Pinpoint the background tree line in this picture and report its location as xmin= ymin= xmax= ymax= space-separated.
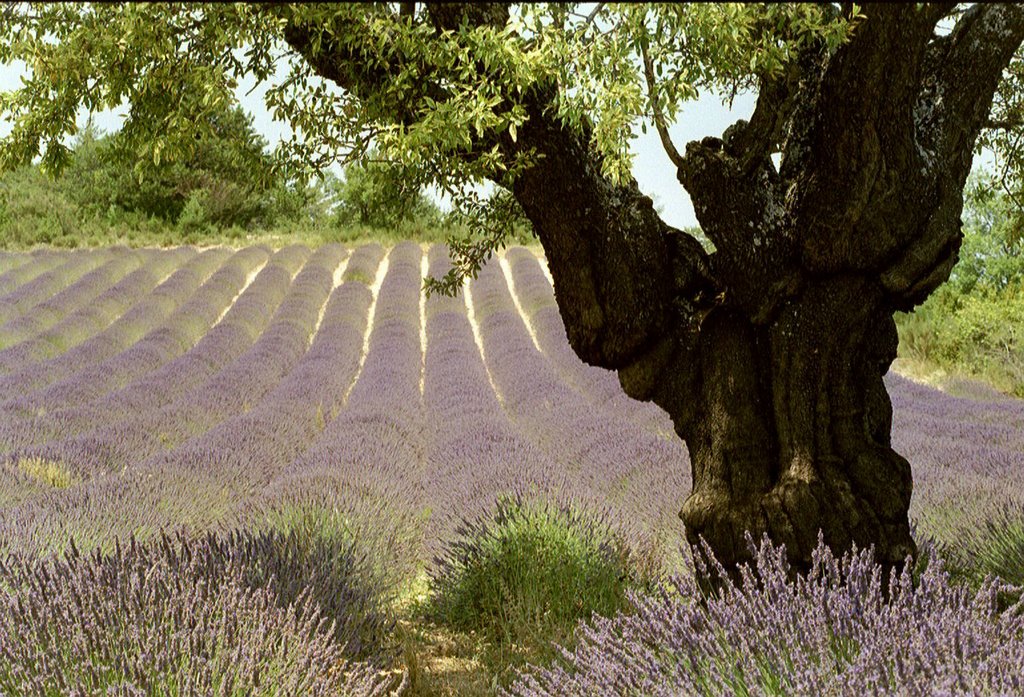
xmin=0 ymin=104 xmax=536 ymax=248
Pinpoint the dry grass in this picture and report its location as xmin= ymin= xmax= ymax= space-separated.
xmin=393 ymin=573 xmax=493 ymax=696
xmin=399 ymin=618 xmax=493 ymax=696
xmin=891 ymin=357 xmax=1010 ymax=400
xmin=15 ymin=457 xmax=76 ymax=488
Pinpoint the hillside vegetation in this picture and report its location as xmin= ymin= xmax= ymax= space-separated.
xmin=0 ymin=110 xmax=531 ymax=251
xmin=896 ymin=173 xmax=1024 ymax=397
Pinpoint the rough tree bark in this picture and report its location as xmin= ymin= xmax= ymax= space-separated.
xmin=283 ymin=3 xmax=1024 ymax=576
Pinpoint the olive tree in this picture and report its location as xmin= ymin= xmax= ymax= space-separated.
xmin=3 ymin=2 xmax=1023 ymax=576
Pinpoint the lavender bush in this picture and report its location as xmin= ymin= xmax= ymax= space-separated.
xmin=0 ymin=247 xmax=113 ymax=325
xmin=4 ymin=245 xmax=268 ymax=410
xmin=506 ymin=534 xmax=1024 ymax=697
xmin=262 ymin=241 xmax=428 ymax=583
xmin=469 ymin=258 xmax=691 ymax=563
xmin=0 ymin=532 xmax=400 ymax=696
xmin=0 ymin=250 xmax=56 ymax=291
xmin=503 ymin=247 xmax=674 ymax=437
xmin=9 ymin=244 xmax=334 ymax=477
xmin=422 ymin=243 xmax=570 ymax=557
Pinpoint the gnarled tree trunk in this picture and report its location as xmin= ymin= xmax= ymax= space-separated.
xmin=284 ymin=2 xmax=1024 ymax=576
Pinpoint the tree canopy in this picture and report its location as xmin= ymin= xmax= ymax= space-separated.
xmin=3 ymin=4 xmax=1021 ymax=287
xmin=0 ymin=4 xmax=866 ymax=286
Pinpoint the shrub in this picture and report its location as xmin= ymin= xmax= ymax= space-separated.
xmin=0 ymin=531 xmax=399 ymax=696
xmin=62 ymin=109 xmax=280 ymax=228
xmin=0 ymin=165 xmax=81 ymax=247
xmin=896 ymin=173 xmax=1024 ymax=395
xmin=429 ymin=495 xmax=655 ymax=683
xmin=251 ymin=503 xmax=400 ymax=664
xmin=936 ymin=501 xmax=1024 ymax=592
xmin=328 ymin=159 xmax=442 ymax=230
xmin=506 ymin=533 xmax=1024 ymax=697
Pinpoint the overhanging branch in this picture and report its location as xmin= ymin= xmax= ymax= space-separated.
xmin=640 ymin=42 xmax=684 ymax=170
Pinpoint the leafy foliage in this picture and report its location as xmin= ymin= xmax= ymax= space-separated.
xmin=0 ymin=3 xmax=860 ymax=288
xmin=65 ymin=107 xmax=280 ymax=227
xmin=429 ymin=495 xmax=655 ymax=683
xmin=327 ymin=156 xmax=441 ymax=230
xmin=897 ymin=174 xmax=1024 ymax=396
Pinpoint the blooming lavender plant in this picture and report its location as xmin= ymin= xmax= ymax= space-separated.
xmin=506 ymin=534 xmax=1024 ymax=697
xmin=7 ymin=248 xmax=330 ymax=478
xmin=263 ymin=241 xmax=427 ymax=582
xmin=504 ymin=246 xmax=675 ymax=437
xmin=0 ymin=250 xmax=43 ymax=287
xmin=0 ymin=531 xmax=401 ymax=696
xmin=5 ymin=245 xmax=269 ymax=410
xmin=469 ymin=259 xmax=691 ymax=562
xmin=421 ymin=244 xmax=573 ymax=557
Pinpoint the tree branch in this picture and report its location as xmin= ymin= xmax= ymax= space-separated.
xmin=722 ymin=62 xmax=803 ymax=176
xmin=584 ymin=3 xmax=606 ymax=29
xmin=640 ymin=42 xmax=684 ymax=170
xmin=878 ymin=2 xmax=1024 ymax=305
xmin=919 ymin=2 xmax=958 ymax=29
xmin=928 ymin=3 xmax=1024 ymax=161
xmin=987 ymin=116 xmax=1024 ymax=131
xmin=281 ymin=2 xmax=717 ymax=369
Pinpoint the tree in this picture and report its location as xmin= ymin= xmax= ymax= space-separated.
xmin=2 ymin=3 xmax=1023 ymax=577
xmin=66 ymin=107 xmax=283 ymax=228
xmin=329 ymin=155 xmax=441 ymax=229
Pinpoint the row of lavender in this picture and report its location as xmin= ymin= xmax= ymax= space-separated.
xmin=2 ymin=243 xmax=1021 ymax=564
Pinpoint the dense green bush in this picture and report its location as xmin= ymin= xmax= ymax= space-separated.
xmin=428 ymin=496 xmax=656 ymax=684
xmin=0 ymin=107 xmax=541 ymax=254
xmin=897 ymin=172 xmax=1024 ymax=395
xmin=0 ymin=165 xmax=82 ymax=247
xmin=327 ymin=158 xmax=442 ymax=230
xmin=0 ymin=105 xmax=346 ymax=247
xmin=64 ymin=109 xmax=282 ymax=227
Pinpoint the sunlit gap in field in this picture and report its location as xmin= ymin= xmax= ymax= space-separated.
xmin=211 ymin=258 xmax=268 ymax=329
xmin=310 ymin=252 xmax=350 ymax=343
xmin=341 ymin=250 xmax=389 ymax=406
xmin=498 ymin=252 xmax=541 ymax=353
xmin=463 ymin=276 xmax=505 ymax=409
xmin=419 ymin=249 xmax=428 ymax=397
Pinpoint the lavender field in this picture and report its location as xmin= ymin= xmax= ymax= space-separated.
xmin=0 ymin=243 xmax=1022 ymax=695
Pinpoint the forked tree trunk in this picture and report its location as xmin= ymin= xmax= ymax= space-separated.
xmin=505 ymin=2 xmax=1024 ymax=577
